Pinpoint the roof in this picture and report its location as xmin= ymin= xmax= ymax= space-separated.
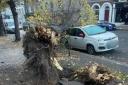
xmin=71 ymin=24 xmax=97 ymax=29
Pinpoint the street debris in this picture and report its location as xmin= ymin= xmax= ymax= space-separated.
xmin=59 ymin=63 xmax=124 ymax=85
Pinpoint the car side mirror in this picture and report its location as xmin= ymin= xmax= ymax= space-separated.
xmin=79 ymin=33 xmax=85 ymax=38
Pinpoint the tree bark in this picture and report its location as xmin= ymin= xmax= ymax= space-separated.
xmin=0 ymin=12 xmax=5 ymax=36
xmin=7 ymin=0 xmax=21 ymax=41
xmin=23 ymin=30 xmax=59 ymax=85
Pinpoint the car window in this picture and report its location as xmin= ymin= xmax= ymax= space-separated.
xmin=76 ymin=29 xmax=85 ymax=37
xmin=70 ymin=28 xmax=77 ymax=36
xmin=66 ymin=28 xmax=71 ymax=35
xmin=67 ymin=28 xmax=85 ymax=37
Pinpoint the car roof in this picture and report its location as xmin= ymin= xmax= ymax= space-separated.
xmin=72 ymin=25 xmax=97 ymax=29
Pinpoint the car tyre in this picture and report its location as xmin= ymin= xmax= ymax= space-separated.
xmin=87 ymin=45 xmax=95 ymax=55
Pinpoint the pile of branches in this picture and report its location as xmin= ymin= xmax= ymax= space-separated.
xmin=23 ymin=25 xmax=60 ymax=85
xmin=63 ymin=63 xmax=123 ymax=85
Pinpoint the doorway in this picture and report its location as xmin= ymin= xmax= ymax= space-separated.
xmin=104 ymin=6 xmax=110 ymax=21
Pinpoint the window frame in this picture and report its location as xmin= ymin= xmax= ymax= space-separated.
xmin=76 ymin=28 xmax=85 ymax=38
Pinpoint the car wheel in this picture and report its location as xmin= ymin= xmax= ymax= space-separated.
xmin=87 ymin=45 xmax=95 ymax=55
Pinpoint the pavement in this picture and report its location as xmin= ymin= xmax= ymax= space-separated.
xmin=0 ymin=35 xmax=25 ymax=67
xmin=117 ymin=25 xmax=128 ymax=30
xmin=0 ymin=30 xmax=26 ymax=67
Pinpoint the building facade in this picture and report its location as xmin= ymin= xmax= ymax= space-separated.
xmin=24 ymin=0 xmax=128 ymax=25
xmin=89 ymin=0 xmax=128 ymax=24
xmin=114 ymin=0 xmax=128 ymax=24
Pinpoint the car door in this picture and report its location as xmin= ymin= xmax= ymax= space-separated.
xmin=67 ymin=28 xmax=77 ymax=48
xmin=74 ymin=28 xmax=86 ymax=49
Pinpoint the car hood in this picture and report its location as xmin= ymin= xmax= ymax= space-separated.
xmin=98 ymin=23 xmax=115 ymax=26
xmin=90 ymin=32 xmax=117 ymax=40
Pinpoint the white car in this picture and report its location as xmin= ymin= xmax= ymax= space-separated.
xmin=65 ymin=25 xmax=119 ymax=54
xmin=4 ymin=19 xmax=23 ymax=33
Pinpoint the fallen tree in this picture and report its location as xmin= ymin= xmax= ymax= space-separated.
xmin=23 ymin=25 xmax=61 ymax=85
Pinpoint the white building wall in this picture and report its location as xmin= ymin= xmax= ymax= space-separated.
xmin=112 ymin=4 xmax=116 ymax=23
xmin=101 ymin=2 xmax=112 ymax=22
xmin=92 ymin=2 xmax=113 ymax=23
xmin=99 ymin=7 xmax=104 ymax=21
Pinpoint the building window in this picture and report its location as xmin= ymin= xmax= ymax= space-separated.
xmin=93 ymin=5 xmax=99 ymax=19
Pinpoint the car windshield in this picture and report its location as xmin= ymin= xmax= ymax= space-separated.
xmin=7 ymin=22 xmax=14 ymax=26
xmin=83 ymin=25 xmax=106 ymax=36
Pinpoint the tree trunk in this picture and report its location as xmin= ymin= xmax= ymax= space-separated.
xmin=0 ymin=12 xmax=5 ymax=36
xmin=23 ymin=30 xmax=59 ymax=85
xmin=7 ymin=0 xmax=21 ymax=41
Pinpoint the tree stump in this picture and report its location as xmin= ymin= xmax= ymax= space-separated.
xmin=23 ymin=27 xmax=59 ymax=85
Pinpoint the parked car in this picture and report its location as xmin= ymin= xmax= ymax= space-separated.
xmin=97 ymin=20 xmax=116 ymax=31
xmin=4 ymin=19 xmax=23 ymax=33
xmin=5 ymin=21 xmax=15 ymax=33
xmin=65 ymin=25 xmax=119 ymax=54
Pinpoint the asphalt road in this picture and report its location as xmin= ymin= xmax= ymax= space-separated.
xmin=94 ymin=30 xmax=128 ymax=64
